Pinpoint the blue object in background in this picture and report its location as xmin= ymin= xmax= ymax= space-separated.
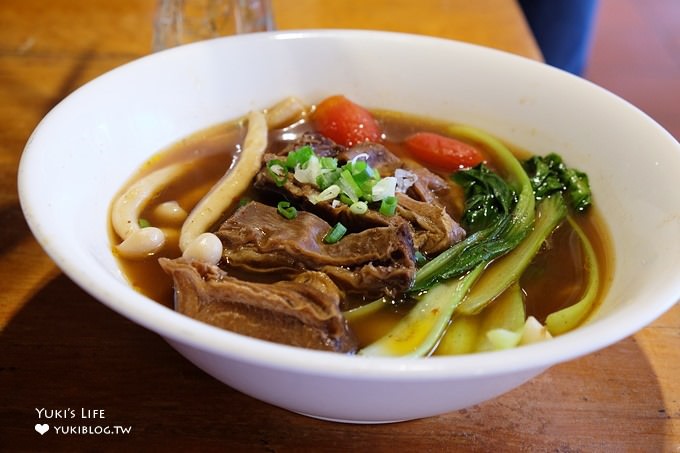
xmin=518 ymin=0 xmax=600 ymax=75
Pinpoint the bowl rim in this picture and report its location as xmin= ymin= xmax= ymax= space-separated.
xmin=18 ymin=29 xmax=680 ymax=380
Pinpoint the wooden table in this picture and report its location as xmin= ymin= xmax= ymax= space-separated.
xmin=1 ymin=1 xmax=677 ymax=450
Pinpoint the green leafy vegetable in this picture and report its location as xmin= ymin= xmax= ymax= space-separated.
xmin=411 ymin=124 xmax=536 ymax=293
xmin=359 ymin=265 xmax=484 ymax=357
xmin=432 ymin=314 xmax=479 ymax=355
xmin=357 ymin=125 xmax=535 ymax=357
xmin=523 ymin=153 xmax=592 ymax=211
xmin=457 ymin=194 xmax=568 ymax=315
xmin=348 ymin=128 xmax=598 ymax=356
xmin=453 ymin=164 xmax=516 ymax=233
xmin=343 ymin=297 xmax=388 ymax=323
xmin=473 ymin=282 xmax=526 ymax=352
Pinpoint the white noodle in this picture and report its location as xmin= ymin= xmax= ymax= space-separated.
xmin=111 ymin=162 xmax=188 ymax=241
xmin=179 ymin=110 xmax=268 ymax=251
xmin=265 ymin=96 xmax=308 ymax=128
xmin=111 ymin=162 xmax=190 ymax=259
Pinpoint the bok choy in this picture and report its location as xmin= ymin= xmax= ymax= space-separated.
xmin=355 ymin=125 xmax=598 ymax=357
xmin=360 ymin=125 xmax=536 ymax=356
xmin=523 ymin=153 xmax=591 ymax=212
xmin=545 ymin=216 xmax=600 ymax=335
xmin=457 ymin=193 xmax=568 ymax=315
xmin=411 ymin=125 xmax=536 ymax=292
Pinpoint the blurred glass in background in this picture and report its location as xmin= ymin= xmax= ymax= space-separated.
xmin=153 ymin=0 xmax=274 ymax=52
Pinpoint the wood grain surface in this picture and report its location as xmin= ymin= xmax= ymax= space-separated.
xmin=1 ymin=1 xmax=678 ymax=451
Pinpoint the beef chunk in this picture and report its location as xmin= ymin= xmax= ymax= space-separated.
xmin=396 ymin=193 xmax=466 ymax=255
xmin=338 ymin=142 xmax=402 ymax=176
xmin=403 ymin=162 xmax=465 ymax=218
xmin=159 ymin=257 xmax=357 ymax=353
xmin=216 ymin=201 xmax=416 ymax=298
xmin=276 ymin=131 xmax=343 ymax=158
xmin=255 ymin=136 xmax=466 ymax=255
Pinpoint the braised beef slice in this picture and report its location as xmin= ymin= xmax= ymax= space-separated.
xmin=255 ymin=136 xmax=465 ymax=254
xmin=159 ymin=257 xmax=357 ymax=353
xmin=216 ymin=201 xmax=416 ymax=298
xmin=403 ymin=162 xmax=465 ymax=219
xmin=396 ymin=193 xmax=466 ymax=254
xmin=276 ymin=131 xmax=343 ymax=158
xmin=338 ymin=142 xmax=402 ymax=176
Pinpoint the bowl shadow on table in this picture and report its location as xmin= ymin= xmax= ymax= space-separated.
xmin=0 ymin=273 xmax=671 ymax=451
xmin=0 ymin=203 xmax=32 ymax=256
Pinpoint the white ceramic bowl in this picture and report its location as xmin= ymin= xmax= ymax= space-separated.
xmin=19 ymin=30 xmax=680 ymax=423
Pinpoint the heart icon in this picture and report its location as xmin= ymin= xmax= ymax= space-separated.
xmin=35 ymin=423 xmax=49 ymax=435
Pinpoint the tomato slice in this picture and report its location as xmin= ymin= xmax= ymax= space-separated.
xmin=313 ymin=95 xmax=382 ymax=147
xmin=404 ymin=132 xmax=484 ymax=171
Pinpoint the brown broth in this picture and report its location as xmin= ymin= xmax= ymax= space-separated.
xmin=110 ymin=108 xmax=612 ymax=349
xmin=109 ymin=119 xmax=246 ymax=306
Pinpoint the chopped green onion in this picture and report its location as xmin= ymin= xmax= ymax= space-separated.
xmin=358 ymin=169 xmax=381 ymax=201
xmin=351 ymin=168 xmax=375 ymax=191
xmin=350 ymin=158 xmax=367 ymax=174
xmin=293 ymin=155 xmax=322 ymax=184
xmin=339 ymin=193 xmax=354 ymax=206
xmin=286 ymin=145 xmax=313 ymax=169
xmin=349 ymin=201 xmax=368 ymax=215
xmin=266 ymin=159 xmax=288 ymax=186
xmin=316 ymin=168 xmax=341 ymax=190
xmin=379 ymin=195 xmax=398 ymax=216
xmin=238 ymin=197 xmax=251 ymax=207
xmin=314 ymin=184 xmax=341 ymax=203
xmin=338 ymin=169 xmax=363 ymax=202
xmin=320 ymin=156 xmax=338 ymax=170
xmin=323 ymin=222 xmax=347 ymax=244
xmin=277 ymin=201 xmax=297 ymax=219
xmin=138 ymin=218 xmax=151 ymax=228
xmin=346 ymin=157 xmax=377 ymax=188
xmin=372 ymin=176 xmax=397 ymax=201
